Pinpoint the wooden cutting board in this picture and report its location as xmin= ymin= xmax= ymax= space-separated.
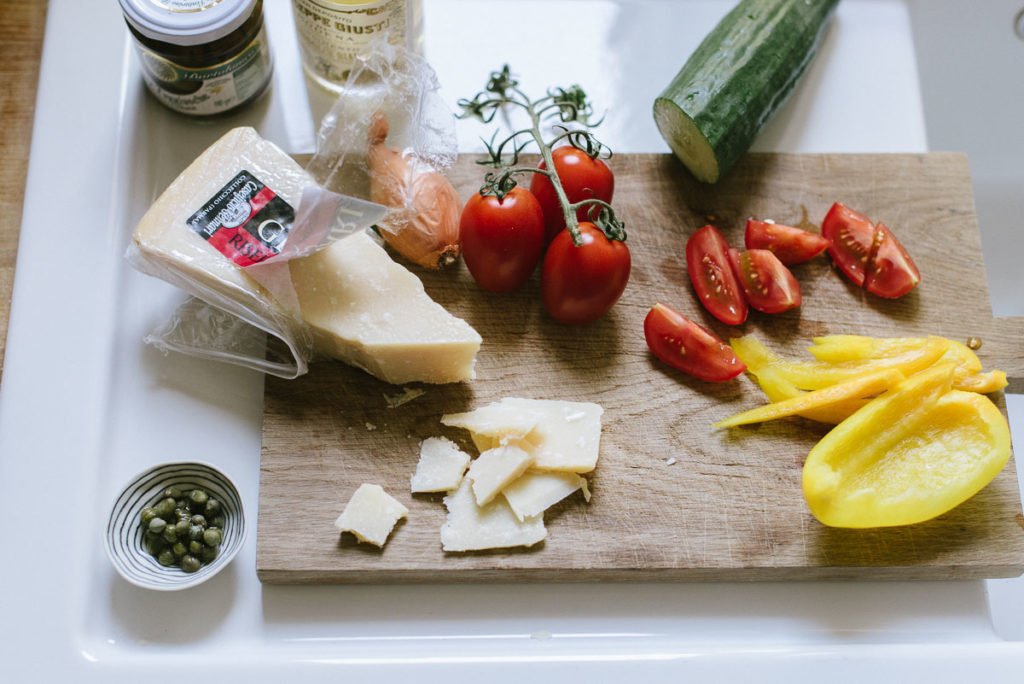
xmin=257 ymin=152 xmax=1024 ymax=584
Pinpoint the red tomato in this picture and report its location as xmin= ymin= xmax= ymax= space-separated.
xmin=643 ymin=303 xmax=746 ymax=382
xmin=541 ymin=222 xmax=630 ymax=324
xmin=821 ymin=202 xmax=874 ymax=287
xmin=459 ymin=187 xmax=546 ymax=293
xmin=744 ymin=219 xmax=831 ymax=265
xmin=529 ymin=146 xmax=615 ymax=243
xmin=864 ymin=223 xmax=921 ymax=298
xmin=727 ymin=248 xmax=802 ymax=314
xmin=685 ymin=224 xmax=748 ymax=325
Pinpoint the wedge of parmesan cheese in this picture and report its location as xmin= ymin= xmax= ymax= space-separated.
xmin=502 ymin=470 xmax=591 ymax=522
xmin=440 ymin=479 xmax=546 ymax=552
xmin=410 ymin=437 xmax=470 ymax=494
xmin=290 ymin=232 xmax=482 ymax=384
xmin=131 ymin=127 xmax=481 ymax=385
xmin=467 ymin=445 xmax=533 ymax=506
xmin=334 ymin=483 xmax=408 ymax=547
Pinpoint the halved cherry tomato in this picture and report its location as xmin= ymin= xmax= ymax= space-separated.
xmin=744 ymin=219 xmax=830 ymax=265
xmin=459 ymin=187 xmax=546 ymax=293
xmin=685 ymin=225 xmax=748 ymax=325
xmin=864 ymin=222 xmax=921 ymax=298
xmin=728 ymin=248 xmax=802 ymax=314
xmin=644 ymin=303 xmax=746 ymax=382
xmin=821 ymin=202 xmax=874 ymax=287
xmin=530 ymin=146 xmax=615 ymax=244
xmin=541 ymin=222 xmax=630 ymax=324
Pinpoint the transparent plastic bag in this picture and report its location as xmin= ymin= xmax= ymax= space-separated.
xmin=127 ymin=127 xmax=386 ymax=379
xmin=306 ymin=38 xmax=462 ymax=270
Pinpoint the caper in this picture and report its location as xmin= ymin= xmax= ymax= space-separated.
xmin=144 ymin=536 xmax=167 ymax=556
xmin=140 ymin=507 xmax=158 ymax=526
xmin=162 ymin=526 xmax=179 ymax=543
xmin=180 ymin=555 xmax=201 ymax=573
xmin=188 ymin=524 xmax=204 ymax=542
xmin=176 ymin=498 xmax=192 ymax=513
xmin=163 ymin=486 xmax=182 ymax=499
xmin=171 ymin=542 xmax=187 ymax=558
xmin=189 ymin=489 xmax=209 ymax=507
xmin=204 ymin=498 xmax=222 ymax=516
xmin=211 ymin=515 xmax=225 ymax=529
xmin=172 ymin=519 xmax=189 ymax=537
xmin=200 ymin=545 xmax=218 ymax=563
xmin=203 ymin=528 xmax=223 ymax=547
xmin=157 ymin=549 xmax=175 ymax=567
xmin=154 ymin=497 xmax=176 ymax=518
xmin=148 ymin=517 xmax=167 ymax=535
xmin=189 ymin=540 xmax=203 ymax=555
xmin=190 ymin=514 xmax=207 ymax=528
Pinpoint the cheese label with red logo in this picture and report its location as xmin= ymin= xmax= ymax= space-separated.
xmin=185 ymin=170 xmax=293 ymax=267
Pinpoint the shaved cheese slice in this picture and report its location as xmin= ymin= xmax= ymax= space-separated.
xmin=441 ymin=403 xmax=539 ymax=444
xmin=410 ymin=437 xmax=470 ymax=494
xmin=502 ymin=470 xmax=591 ymax=521
xmin=440 ymin=479 xmax=546 ymax=552
xmin=334 ymin=483 xmax=408 ymax=547
xmin=467 ymin=445 xmax=533 ymax=506
xmin=442 ymin=398 xmax=603 ymax=473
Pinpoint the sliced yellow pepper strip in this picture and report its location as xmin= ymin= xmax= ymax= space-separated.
xmin=715 ymin=369 xmax=904 ymax=429
xmin=731 ymin=336 xmax=868 ymax=424
xmin=940 ymin=339 xmax=984 ymax=374
xmin=772 ymin=336 xmax=949 ymax=390
xmin=953 ymin=369 xmax=1008 ymax=394
xmin=808 ymin=335 xmax=929 ymax=363
xmin=802 ymin=363 xmax=1011 ymax=528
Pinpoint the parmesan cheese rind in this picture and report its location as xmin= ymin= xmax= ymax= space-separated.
xmin=501 ymin=470 xmax=591 ymax=521
xmin=334 ymin=483 xmax=408 ymax=547
xmin=410 ymin=437 xmax=471 ymax=494
xmin=467 ymin=445 xmax=533 ymax=506
xmin=440 ymin=479 xmax=546 ymax=552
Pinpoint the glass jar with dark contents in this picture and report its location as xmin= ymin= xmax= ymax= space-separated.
xmin=119 ymin=0 xmax=273 ymax=117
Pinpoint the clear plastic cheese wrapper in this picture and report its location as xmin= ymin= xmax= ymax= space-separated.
xmin=306 ymin=39 xmax=462 ymax=270
xmin=127 ymin=127 xmax=387 ymax=379
xmin=127 ymin=46 xmax=480 ymax=384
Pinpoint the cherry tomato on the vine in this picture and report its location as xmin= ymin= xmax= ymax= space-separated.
xmin=530 ymin=146 xmax=615 ymax=244
xmin=459 ymin=187 xmax=546 ymax=293
xmin=541 ymin=222 xmax=630 ymax=324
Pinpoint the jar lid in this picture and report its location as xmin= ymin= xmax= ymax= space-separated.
xmin=119 ymin=0 xmax=258 ymax=47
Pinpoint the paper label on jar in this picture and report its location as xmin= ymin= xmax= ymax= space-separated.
xmin=136 ymin=25 xmax=272 ymax=116
xmin=186 ymin=170 xmax=295 ymax=267
xmin=292 ymin=0 xmax=406 ymax=85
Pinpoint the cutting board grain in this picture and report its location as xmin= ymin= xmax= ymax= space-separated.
xmin=258 ymin=152 xmax=1024 ymax=584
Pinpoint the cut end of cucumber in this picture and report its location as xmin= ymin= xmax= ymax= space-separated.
xmin=653 ymin=99 xmax=720 ymax=184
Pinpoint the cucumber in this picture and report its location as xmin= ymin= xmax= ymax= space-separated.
xmin=653 ymin=0 xmax=839 ymax=184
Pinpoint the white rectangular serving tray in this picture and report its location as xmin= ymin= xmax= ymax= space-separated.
xmin=3 ymin=0 xmax=1023 ymax=681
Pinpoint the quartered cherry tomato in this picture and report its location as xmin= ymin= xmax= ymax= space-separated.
xmin=530 ymin=146 xmax=615 ymax=243
xmin=744 ymin=219 xmax=831 ymax=265
xmin=864 ymin=222 xmax=921 ymax=298
xmin=728 ymin=248 xmax=802 ymax=314
xmin=459 ymin=187 xmax=546 ymax=293
xmin=685 ymin=224 xmax=748 ymax=325
xmin=643 ymin=303 xmax=746 ymax=382
xmin=541 ymin=222 xmax=630 ymax=324
xmin=821 ymin=202 xmax=875 ymax=287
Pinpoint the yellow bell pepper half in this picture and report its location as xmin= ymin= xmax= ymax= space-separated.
xmin=802 ymin=364 xmax=1011 ymax=528
xmin=715 ymin=369 xmax=904 ymax=429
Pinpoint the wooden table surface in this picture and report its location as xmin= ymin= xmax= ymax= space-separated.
xmin=0 ymin=1 xmax=47 ymax=381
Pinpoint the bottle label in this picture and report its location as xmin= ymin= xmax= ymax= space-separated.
xmin=136 ymin=24 xmax=272 ymax=116
xmin=186 ymin=170 xmax=294 ymax=267
xmin=291 ymin=0 xmax=406 ymax=85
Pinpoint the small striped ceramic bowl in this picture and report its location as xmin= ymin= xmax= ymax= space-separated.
xmin=105 ymin=461 xmax=246 ymax=591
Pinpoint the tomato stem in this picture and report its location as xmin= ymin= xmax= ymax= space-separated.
xmin=459 ymin=65 xmax=626 ymax=248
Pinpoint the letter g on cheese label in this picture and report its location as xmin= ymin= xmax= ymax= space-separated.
xmin=186 ymin=169 xmax=295 ymax=267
